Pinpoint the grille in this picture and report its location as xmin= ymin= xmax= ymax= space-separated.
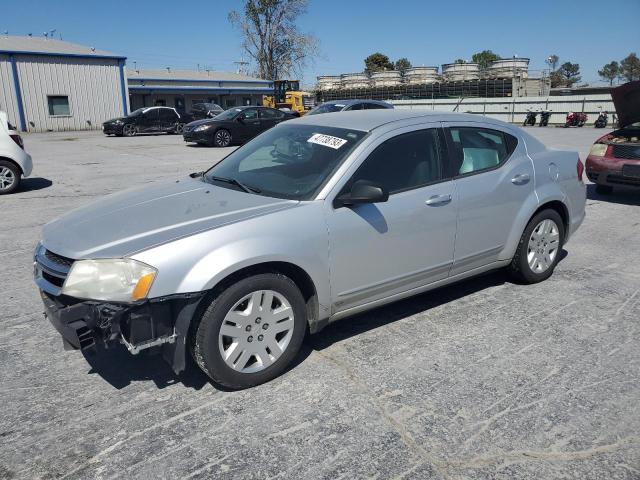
xmin=612 ymin=144 xmax=640 ymax=160
xmin=44 ymin=249 xmax=74 ymax=269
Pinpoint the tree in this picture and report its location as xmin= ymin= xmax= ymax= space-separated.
xmin=549 ymin=70 xmax=564 ymax=88
xmin=394 ymin=57 xmax=412 ymax=74
xmin=454 ymin=58 xmax=467 ymax=64
xmin=471 ymin=50 xmax=499 ymax=70
xmin=364 ymin=52 xmax=393 ymax=73
xmin=598 ymin=61 xmax=620 ymax=86
xmin=558 ymin=62 xmax=581 ymax=87
xmin=228 ymin=0 xmax=319 ymax=80
xmin=620 ymin=53 xmax=640 ymax=82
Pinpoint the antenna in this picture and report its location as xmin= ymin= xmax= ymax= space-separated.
xmin=234 ymin=59 xmax=249 ymax=75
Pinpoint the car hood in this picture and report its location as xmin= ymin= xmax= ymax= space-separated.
xmin=611 ymin=81 xmax=640 ymax=128
xmin=41 ymin=177 xmax=298 ymax=259
xmin=186 ymin=118 xmax=219 ymax=128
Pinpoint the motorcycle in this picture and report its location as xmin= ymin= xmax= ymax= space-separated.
xmin=565 ymin=111 xmax=587 ymax=127
xmin=523 ymin=110 xmax=537 ymax=126
xmin=594 ymin=111 xmax=608 ymax=128
xmin=539 ymin=110 xmax=551 ymax=127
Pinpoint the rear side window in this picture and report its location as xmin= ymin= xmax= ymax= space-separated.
xmin=158 ymin=109 xmax=178 ymax=120
xmin=365 ymin=103 xmax=387 ymax=110
xmin=346 ymin=129 xmax=443 ymax=195
xmin=259 ymin=108 xmax=284 ymax=119
xmin=446 ymin=127 xmax=518 ymax=176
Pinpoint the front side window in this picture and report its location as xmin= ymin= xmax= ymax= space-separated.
xmin=205 ymin=124 xmax=367 ymax=200
xmin=446 ymin=127 xmax=518 ymax=176
xmin=345 ymin=129 xmax=443 ymax=195
xmin=47 ymin=96 xmax=70 ymax=116
xmin=307 ymin=102 xmax=346 ymax=115
xmin=346 ymin=103 xmax=364 ymax=111
xmin=241 ymin=109 xmax=258 ymax=120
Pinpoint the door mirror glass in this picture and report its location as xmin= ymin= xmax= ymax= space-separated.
xmin=337 ymin=180 xmax=388 ymax=207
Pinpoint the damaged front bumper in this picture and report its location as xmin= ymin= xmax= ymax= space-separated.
xmin=38 ymin=289 xmax=205 ymax=374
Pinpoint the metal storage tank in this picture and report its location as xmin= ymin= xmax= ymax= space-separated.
xmin=404 ymin=66 xmax=439 ymax=85
xmin=441 ymin=62 xmax=480 ymax=81
xmin=370 ymin=70 xmax=402 ymax=87
xmin=487 ymin=58 xmax=529 ymax=79
xmin=316 ymin=75 xmax=341 ymax=91
xmin=340 ymin=73 xmax=370 ymax=89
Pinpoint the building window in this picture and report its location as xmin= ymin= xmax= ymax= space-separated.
xmin=47 ymin=96 xmax=70 ymax=116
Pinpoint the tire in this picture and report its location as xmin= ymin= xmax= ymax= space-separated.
xmin=174 ymin=123 xmax=185 ymax=134
xmin=508 ymin=209 xmax=565 ymax=284
xmin=191 ymin=273 xmax=307 ymax=389
xmin=213 ymin=129 xmax=232 ymax=147
xmin=122 ymin=123 xmax=137 ymax=137
xmin=595 ymin=184 xmax=613 ymax=194
xmin=0 ymin=160 xmax=21 ymax=195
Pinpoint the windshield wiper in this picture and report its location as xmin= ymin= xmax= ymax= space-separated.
xmin=207 ymin=175 xmax=261 ymax=194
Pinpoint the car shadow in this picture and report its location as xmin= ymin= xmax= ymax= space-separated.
xmin=83 ymin=344 xmax=209 ymax=391
xmin=19 ymin=177 xmax=53 ymax=192
xmin=587 ymin=184 xmax=640 ymax=206
xmin=186 ymin=143 xmax=211 ymax=148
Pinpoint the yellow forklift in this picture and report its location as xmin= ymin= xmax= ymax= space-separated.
xmin=263 ymin=80 xmax=315 ymax=116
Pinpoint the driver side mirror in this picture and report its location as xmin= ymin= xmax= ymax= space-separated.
xmin=334 ymin=180 xmax=389 ymax=208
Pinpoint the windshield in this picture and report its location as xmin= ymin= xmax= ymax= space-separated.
xmin=213 ymin=108 xmax=244 ymax=121
xmin=306 ymin=102 xmax=347 ymax=115
xmin=205 ymin=124 xmax=367 ymax=200
xmin=127 ymin=108 xmax=145 ymax=117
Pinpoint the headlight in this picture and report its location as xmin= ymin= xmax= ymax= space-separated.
xmin=62 ymin=259 xmax=157 ymax=303
xmin=194 ymin=124 xmax=212 ymax=132
xmin=589 ymin=144 xmax=607 ymax=157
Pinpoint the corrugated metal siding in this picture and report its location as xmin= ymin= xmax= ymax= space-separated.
xmin=15 ymin=55 xmax=124 ymax=132
xmin=391 ymin=94 xmax=616 ymax=125
xmin=0 ymin=54 xmax=20 ymax=127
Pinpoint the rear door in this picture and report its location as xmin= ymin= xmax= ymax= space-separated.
xmin=258 ymin=108 xmax=286 ymax=131
xmin=442 ymin=122 xmax=533 ymax=275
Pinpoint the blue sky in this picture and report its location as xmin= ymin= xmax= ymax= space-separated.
xmin=4 ymin=0 xmax=639 ymax=86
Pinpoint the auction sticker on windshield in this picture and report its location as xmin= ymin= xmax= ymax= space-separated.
xmin=308 ymin=133 xmax=347 ymax=149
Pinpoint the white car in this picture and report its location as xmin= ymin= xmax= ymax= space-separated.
xmin=0 ymin=111 xmax=32 ymax=194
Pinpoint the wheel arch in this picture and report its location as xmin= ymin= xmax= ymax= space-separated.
xmin=532 ymin=200 xmax=569 ymax=235
xmin=0 ymin=156 xmax=24 ymax=174
xmin=200 ymin=260 xmax=320 ymax=332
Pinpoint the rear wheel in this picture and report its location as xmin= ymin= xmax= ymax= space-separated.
xmin=595 ymin=184 xmax=613 ymax=194
xmin=174 ymin=123 xmax=185 ymax=134
xmin=191 ymin=273 xmax=307 ymax=389
xmin=213 ymin=129 xmax=232 ymax=147
xmin=509 ymin=209 xmax=564 ymax=284
xmin=0 ymin=160 xmax=21 ymax=195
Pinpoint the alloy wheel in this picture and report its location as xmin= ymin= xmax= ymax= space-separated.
xmin=0 ymin=167 xmax=15 ymax=191
xmin=123 ymin=124 xmax=136 ymax=136
xmin=527 ymin=219 xmax=560 ymax=273
xmin=175 ymin=123 xmax=185 ymax=134
xmin=215 ymin=130 xmax=231 ymax=147
xmin=218 ymin=290 xmax=295 ymax=373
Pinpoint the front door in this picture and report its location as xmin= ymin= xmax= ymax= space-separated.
xmin=138 ymin=108 xmax=159 ymax=132
xmin=237 ymin=108 xmax=261 ymax=141
xmin=325 ymin=126 xmax=457 ymax=313
xmin=442 ymin=123 xmax=535 ymax=275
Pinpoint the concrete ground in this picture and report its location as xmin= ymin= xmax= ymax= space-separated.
xmin=1 ymin=126 xmax=638 ymax=480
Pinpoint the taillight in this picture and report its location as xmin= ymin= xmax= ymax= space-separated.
xmin=577 ymin=158 xmax=584 ymax=183
xmin=10 ymin=134 xmax=24 ymax=150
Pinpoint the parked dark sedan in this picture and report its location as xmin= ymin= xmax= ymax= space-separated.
xmin=103 ymin=107 xmax=194 ymax=137
xmin=183 ymin=106 xmax=293 ymax=147
xmin=190 ymin=102 xmax=224 ymax=120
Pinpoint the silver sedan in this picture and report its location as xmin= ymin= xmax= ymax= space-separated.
xmin=34 ymin=110 xmax=586 ymax=389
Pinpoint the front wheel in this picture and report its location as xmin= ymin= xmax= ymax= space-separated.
xmin=0 ymin=160 xmax=21 ymax=195
xmin=213 ymin=129 xmax=232 ymax=147
xmin=191 ymin=273 xmax=307 ymax=389
xmin=508 ymin=209 xmax=564 ymax=284
xmin=122 ymin=123 xmax=137 ymax=137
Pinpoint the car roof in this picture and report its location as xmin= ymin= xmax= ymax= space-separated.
xmin=292 ymin=110 xmax=509 ymax=132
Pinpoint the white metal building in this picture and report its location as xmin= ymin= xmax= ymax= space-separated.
xmin=0 ymin=35 xmax=128 ymax=132
xmin=127 ymin=69 xmax=273 ymax=111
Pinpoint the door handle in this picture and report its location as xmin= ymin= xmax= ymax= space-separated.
xmin=511 ymin=173 xmax=530 ymax=185
xmin=425 ymin=194 xmax=452 ymax=206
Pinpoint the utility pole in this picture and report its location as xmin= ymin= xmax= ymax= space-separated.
xmin=234 ymin=59 xmax=249 ymax=76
